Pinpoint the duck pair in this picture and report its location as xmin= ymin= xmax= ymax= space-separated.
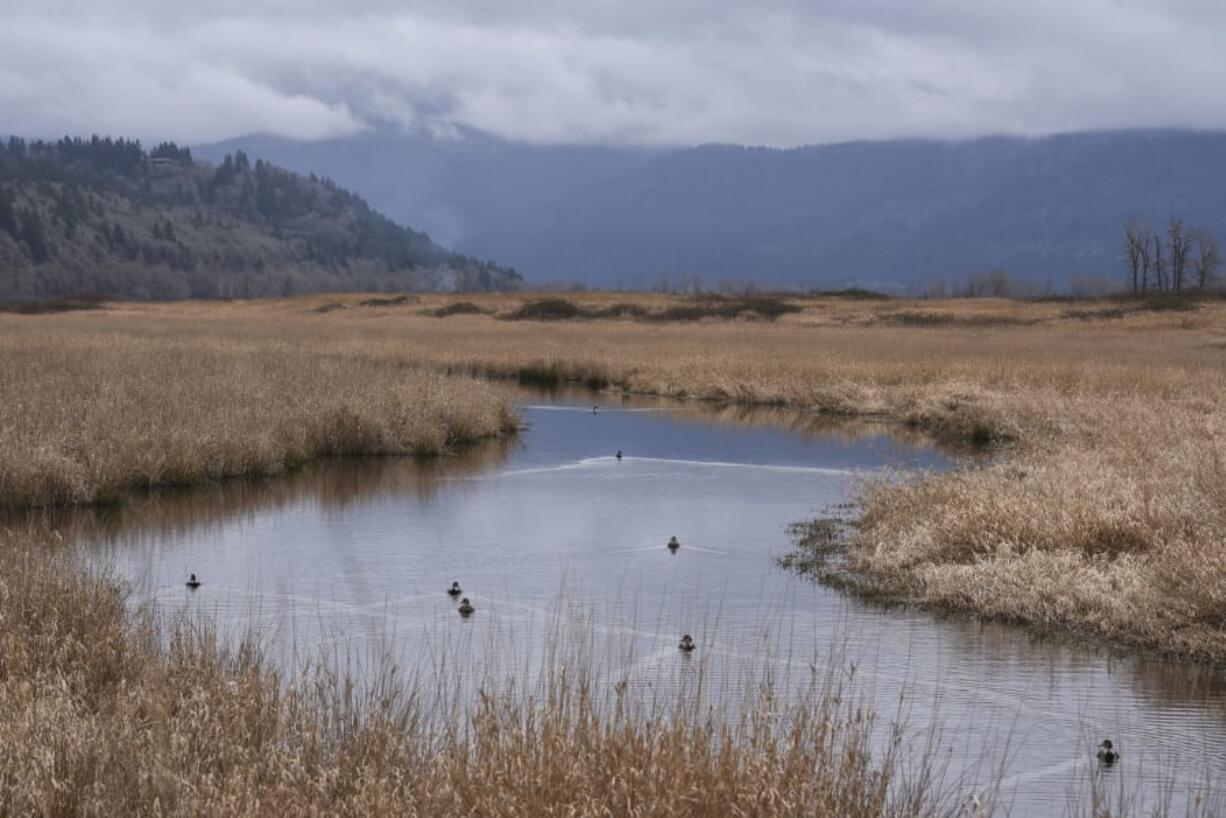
xmin=448 ymin=582 xmax=475 ymax=616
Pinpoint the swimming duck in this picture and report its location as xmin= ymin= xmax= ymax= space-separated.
xmin=185 ymin=573 xmax=201 ymax=589
xmin=592 ymin=406 xmax=599 ymax=414
xmin=447 ymin=581 xmax=462 ymax=596
xmin=678 ymin=634 xmax=696 ymax=652
xmin=458 ymin=597 xmax=475 ymax=617
xmin=667 ymin=536 xmax=680 ymax=551
xmin=616 ymin=450 xmax=623 ymax=460
xmin=1096 ymin=740 xmax=1119 ymax=765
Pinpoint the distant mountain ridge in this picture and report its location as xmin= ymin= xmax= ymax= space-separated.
xmin=0 ymin=135 xmax=521 ymax=300
xmin=200 ymin=129 xmax=1226 ymax=293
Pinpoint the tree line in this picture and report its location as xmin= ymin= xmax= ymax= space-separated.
xmin=1123 ymin=218 xmax=1220 ymax=294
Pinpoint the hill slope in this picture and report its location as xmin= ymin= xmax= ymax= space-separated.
xmin=201 ymin=129 xmax=1226 ymax=292
xmin=0 ymin=136 xmax=521 ymax=300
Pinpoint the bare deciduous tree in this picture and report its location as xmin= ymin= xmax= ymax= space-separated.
xmin=1152 ymin=232 xmax=1167 ymax=292
xmin=1168 ymin=218 xmax=1190 ymax=293
xmin=1123 ymin=218 xmax=1218 ymax=294
xmin=963 ymin=269 xmax=1015 ymax=298
xmin=1136 ymin=224 xmax=1154 ymax=292
xmin=1192 ymin=229 xmax=1221 ymax=290
xmin=1123 ymin=218 xmax=1146 ymax=293
xmin=988 ymin=268 xmax=1012 ymax=297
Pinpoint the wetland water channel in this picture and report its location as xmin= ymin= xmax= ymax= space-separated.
xmin=61 ymin=390 xmax=1224 ymax=816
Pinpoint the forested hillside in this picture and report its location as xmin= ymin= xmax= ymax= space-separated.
xmin=0 ymin=136 xmax=521 ymax=299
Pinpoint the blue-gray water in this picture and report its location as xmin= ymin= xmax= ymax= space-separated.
xmin=66 ymin=391 xmax=1225 ymax=817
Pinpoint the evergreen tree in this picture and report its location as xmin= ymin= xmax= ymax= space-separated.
xmin=150 ymin=142 xmax=192 ymax=162
xmin=0 ymin=188 xmax=17 ymax=239
xmin=19 ymin=209 xmax=49 ymax=263
xmin=213 ymin=155 xmax=238 ymax=187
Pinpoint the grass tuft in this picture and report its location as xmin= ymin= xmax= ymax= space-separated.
xmin=429 ymin=300 xmax=487 ymax=317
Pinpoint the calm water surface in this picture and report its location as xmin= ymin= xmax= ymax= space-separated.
xmin=67 ymin=390 xmax=1224 ymax=817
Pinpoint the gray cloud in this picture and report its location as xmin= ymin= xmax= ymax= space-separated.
xmin=2 ymin=0 xmax=1226 ymax=146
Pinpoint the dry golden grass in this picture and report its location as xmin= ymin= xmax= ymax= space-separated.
xmin=848 ymin=398 xmax=1226 ymax=660
xmin=0 ymin=528 xmax=954 ymax=817
xmin=0 ymin=327 xmax=516 ymax=508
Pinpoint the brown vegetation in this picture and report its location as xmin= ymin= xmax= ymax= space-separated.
xmin=429 ymin=300 xmax=488 ymax=317
xmin=0 ymin=295 xmax=106 ymax=314
xmin=0 ymin=325 xmax=516 ymax=508
xmin=498 ymin=294 xmax=802 ymax=322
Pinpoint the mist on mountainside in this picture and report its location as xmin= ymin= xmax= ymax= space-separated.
xmin=201 ymin=129 xmax=1226 ymax=293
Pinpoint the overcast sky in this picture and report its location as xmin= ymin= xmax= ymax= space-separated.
xmin=2 ymin=0 xmax=1225 ymax=147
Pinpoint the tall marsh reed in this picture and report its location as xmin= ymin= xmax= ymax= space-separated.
xmin=0 ymin=329 xmax=517 ymax=508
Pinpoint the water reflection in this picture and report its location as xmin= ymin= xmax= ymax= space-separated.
xmin=19 ymin=438 xmax=518 ymax=546
xmin=547 ymin=385 xmax=964 ymax=454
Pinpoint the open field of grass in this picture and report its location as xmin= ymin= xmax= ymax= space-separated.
xmin=12 ymin=289 xmax=1210 ymax=661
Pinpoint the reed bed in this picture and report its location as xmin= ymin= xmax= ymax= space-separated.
xmin=846 ymin=393 xmax=1226 ymax=661
xmin=0 ymin=329 xmax=516 ymax=508
xmin=0 ymin=528 xmax=957 ymax=817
